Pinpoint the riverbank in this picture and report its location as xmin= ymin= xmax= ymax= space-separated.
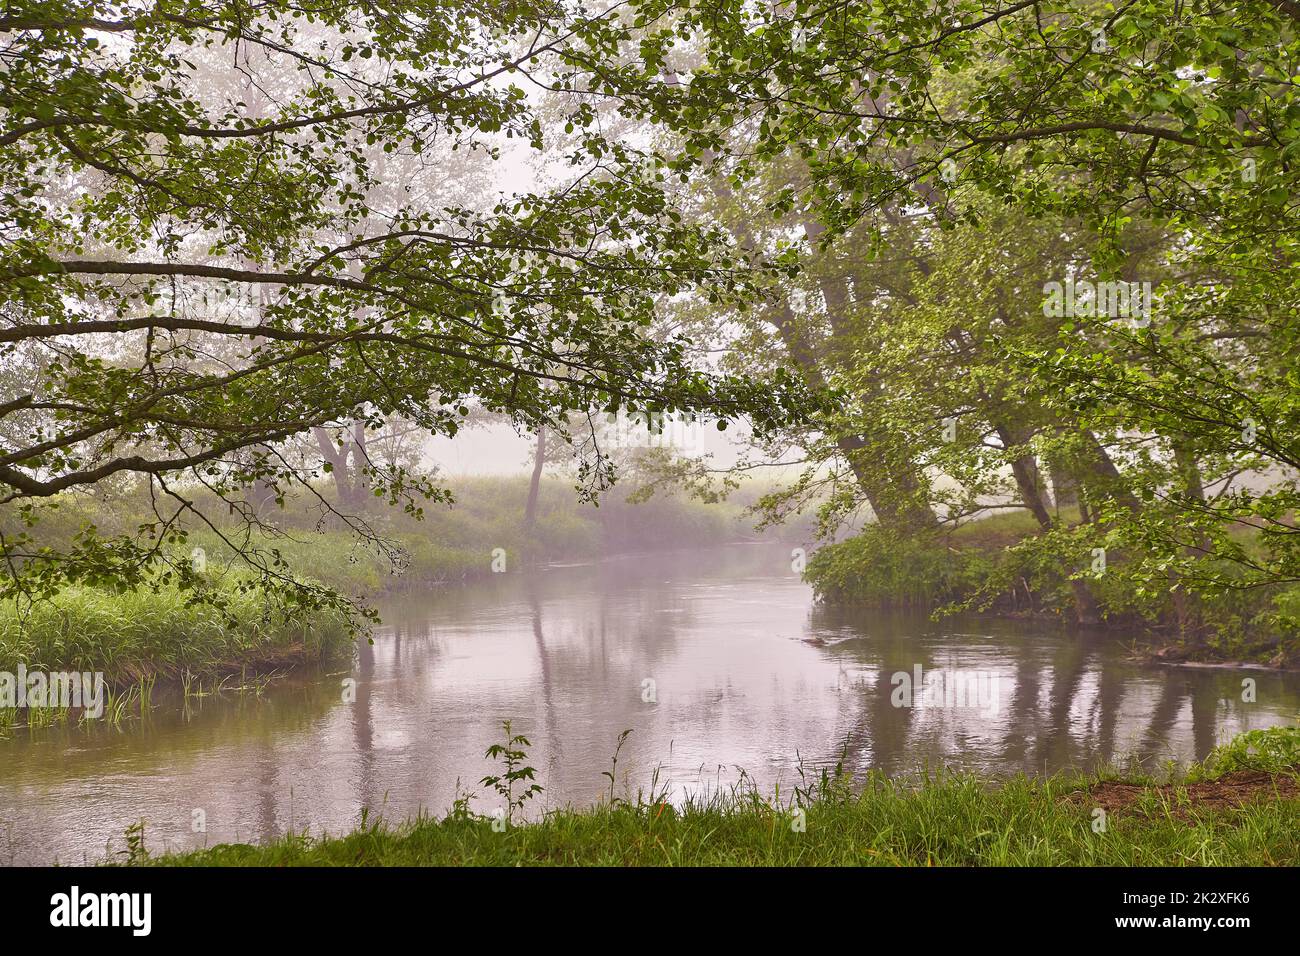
xmin=0 ymin=578 xmax=355 ymax=705
xmin=0 ymin=478 xmax=800 ymax=691
xmin=131 ymin=728 xmax=1300 ymax=867
xmin=7 ymin=476 xmax=778 ymax=597
xmin=806 ymin=514 xmax=1300 ymax=668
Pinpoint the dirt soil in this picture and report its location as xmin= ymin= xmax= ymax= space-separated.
xmin=1066 ymin=769 xmax=1300 ymax=819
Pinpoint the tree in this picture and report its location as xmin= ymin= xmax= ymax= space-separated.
xmin=0 ymin=1 xmax=807 ymax=611
xmin=633 ymin=1 xmax=1300 ymax=637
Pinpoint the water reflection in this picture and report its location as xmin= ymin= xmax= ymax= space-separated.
xmin=0 ymin=543 xmax=1295 ymax=864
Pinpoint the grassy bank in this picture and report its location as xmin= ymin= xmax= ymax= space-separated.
xmin=0 ymin=577 xmax=354 ymax=689
xmin=11 ymin=475 xmax=796 ymax=598
xmin=806 ymin=514 xmax=1300 ymax=666
xmin=0 ymin=476 xmax=799 ymax=688
xmin=136 ymin=728 xmax=1300 ymax=867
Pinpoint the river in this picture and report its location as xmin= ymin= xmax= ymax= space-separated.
xmin=1 ymin=542 xmax=1295 ymax=864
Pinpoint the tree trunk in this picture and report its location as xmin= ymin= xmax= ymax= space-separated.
xmin=1170 ymin=442 xmax=1208 ymax=641
xmin=348 ymin=421 xmax=370 ymax=508
xmin=242 ymin=443 xmax=277 ymax=516
xmin=995 ymin=424 xmax=1099 ymax=624
xmin=314 ymin=426 xmax=353 ymax=506
xmin=524 ymin=427 xmax=546 ymax=530
xmin=1079 ymin=431 xmax=1141 ymax=513
xmin=246 ymin=476 xmax=276 ymax=516
xmin=995 ymin=424 xmax=1054 ymax=528
xmin=768 ymin=299 xmax=936 ymax=532
xmin=1048 ymin=461 xmax=1080 ymax=512
xmin=712 ymin=174 xmax=935 ymax=533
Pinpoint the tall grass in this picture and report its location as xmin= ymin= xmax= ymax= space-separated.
xmin=0 ymin=578 xmax=354 ymax=685
xmin=142 ymin=766 xmax=1300 ymax=868
xmin=141 ymin=728 xmax=1300 ymax=867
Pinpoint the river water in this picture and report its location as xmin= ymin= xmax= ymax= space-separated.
xmin=1 ymin=542 xmax=1296 ymax=864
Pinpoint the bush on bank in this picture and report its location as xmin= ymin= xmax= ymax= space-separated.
xmin=806 ymin=517 xmax=1300 ymax=665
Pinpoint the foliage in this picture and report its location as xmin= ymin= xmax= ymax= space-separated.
xmin=807 ymin=526 xmax=989 ymax=609
xmin=615 ymin=2 xmax=1300 ymax=657
xmin=480 ymin=720 xmax=543 ymax=824
xmin=1189 ymin=725 xmax=1300 ymax=781
xmin=0 ymin=0 xmax=808 ymax=614
xmin=6 ymin=1 xmax=1300 ymax=661
xmin=807 ymin=510 xmax=1300 ymax=660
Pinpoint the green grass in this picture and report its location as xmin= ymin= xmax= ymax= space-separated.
xmin=0 ymin=577 xmax=354 ymax=685
xmin=139 ymin=728 xmax=1300 ymax=867
xmin=138 ymin=770 xmax=1300 ymax=867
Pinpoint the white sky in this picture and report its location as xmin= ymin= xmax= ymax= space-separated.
xmin=424 ymin=420 xmax=759 ymax=476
